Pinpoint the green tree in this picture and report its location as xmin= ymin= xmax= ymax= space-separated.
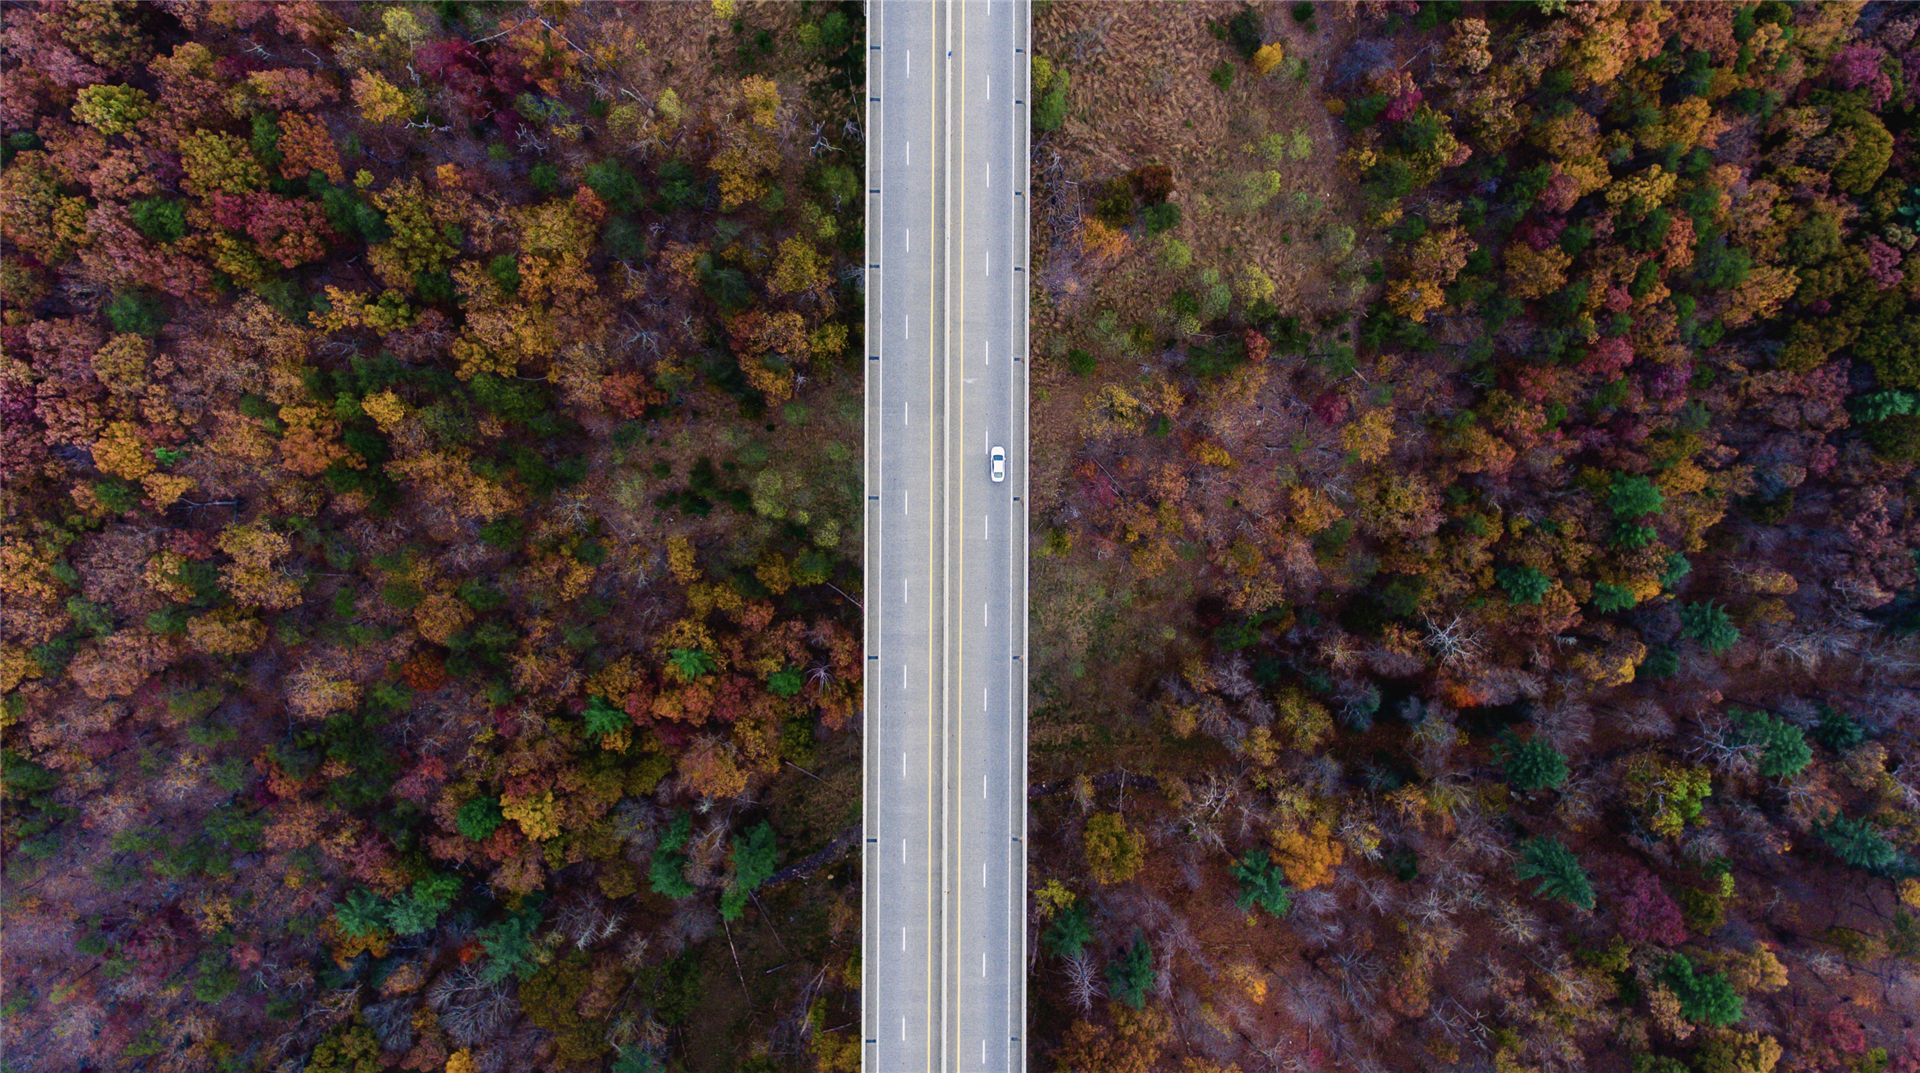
xmin=1608 ymin=474 xmax=1666 ymax=519
xmin=1046 ymin=902 xmax=1093 ymax=958
xmin=582 ymin=694 xmax=629 ymax=739
xmin=456 ymin=796 xmax=503 ymax=841
xmin=767 ymin=667 xmax=805 ymax=697
xmin=1815 ymin=814 xmax=1906 ymax=876
xmin=583 ymin=159 xmax=644 ymax=214
xmin=1832 ymin=96 xmax=1892 ymax=194
xmin=106 ymin=291 xmax=167 ymax=336
xmin=1500 ymin=732 xmax=1570 ymax=793
xmin=475 ymin=907 xmax=544 ymax=985
xmin=1728 ymin=707 xmax=1811 ymax=779
xmin=1659 ymin=552 xmax=1692 ymax=590
xmin=1105 ymin=929 xmax=1155 ymax=1009
xmin=1230 ymin=849 xmax=1294 ymax=918
xmin=720 ymin=821 xmax=779 ymax=921
xmin=1591 ymin=582 xmax=1638 ymax=613
xmin=1812 ymin=705 xmax=1868 ymax=752
xmin=1513 ymin=836 xmax=1595 ymax=909
xmin=306 ymin=1023 xmax=381 ymax=1073
xmin=669 ymin=647 xmax=717 ymax=679
xmin=1680 ymin=601 xmax=1741 ymax=654
xmin=650 ymin=812 xmax=696 ymax=899
xmin=613 ymin=1046 xmax=665 ymax=1073
xmin=332 ymin=888 xmax=387 ymax=939
xmin=130 ymin=197 xmax=187 ymax=243
xmin=386 ymin=872 xmax=461 ymax=936
xmin=1662 ymin=954 xmax=1744 ymax=1026
xmin=1497 ymin=564 xmax=1552 ymax=605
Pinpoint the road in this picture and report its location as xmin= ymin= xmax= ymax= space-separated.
xmin=863 ymin=1 xmax=1030 ymax=1070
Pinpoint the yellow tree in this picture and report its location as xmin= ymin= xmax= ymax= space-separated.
xmin=1341 ymin=409 xmax=1395 ymax=464
xmin=216 ymin=523 xmax=302 ymax=610
xmin=767 ymin=235 xmax=829 ymax=300
xmin=350 ymin=70 xmax=409 ymax=123
xmin=1268 ymin=819 xmax=1344 ymax=889
xmin=712 ymin=77 xmax=783 ymax=209
xmin=367 ymin=178 xmax=457 ymax=292
xmin=1083 ymin=812 xmax=1144 ymax=885
xmin=1052 ymin=1003 xmax=1170 ymax=1073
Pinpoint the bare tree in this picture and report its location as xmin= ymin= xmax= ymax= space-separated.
xmin=427 ymin=966 xmax=517 ymax=1048
xmin=1493 ymin=899 xmax=1542 ymax=945
xmin=1281 ymin=974 xmax=1339 ymax=1034
xmin=1424 ymin=613 xmax=1486 ymax=670
xmin=1327 ymin=949 xmax=1382 ymax=1013
xmin=1063 ymin=953 xmax=1102 ymax=1014
xmin=363 ymin=997 xmax=415 ymax=1052
xmin=1535 ymin=688 xmax=1594 ymax=752
xmin=555 ymin=892 xmax=622 ymax=951
xmin=1410 ymin=716 xmax=1461 ymax=779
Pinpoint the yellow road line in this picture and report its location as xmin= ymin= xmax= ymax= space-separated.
xmin=953 ymin=2 xmax=969 ymax=1068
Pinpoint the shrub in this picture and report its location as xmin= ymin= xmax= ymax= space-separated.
xmin=1033 ymin=64 xmax=1069 ymax=132
xmin=1141 ymin=201 xmax=1182 ymax=235
xmin=1225 ymin=8 xmax=1264 ymax=59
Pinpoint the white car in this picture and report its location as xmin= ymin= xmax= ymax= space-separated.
xmin=990 ymin=446 xmax=1006 ymax=483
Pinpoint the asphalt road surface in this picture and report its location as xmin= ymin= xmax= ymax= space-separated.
xmin=863 ymin=1 xmax=1030 ymax=1069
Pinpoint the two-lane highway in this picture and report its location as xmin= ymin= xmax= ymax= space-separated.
xmin=864 ymin=1 xmax=1029 ymax=1070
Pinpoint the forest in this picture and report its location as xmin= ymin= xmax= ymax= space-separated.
xmin=1 ymin=2 xmax=867 ymax=1071
xmin=1025 ymin=2 xmax=1918 ymax=1072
